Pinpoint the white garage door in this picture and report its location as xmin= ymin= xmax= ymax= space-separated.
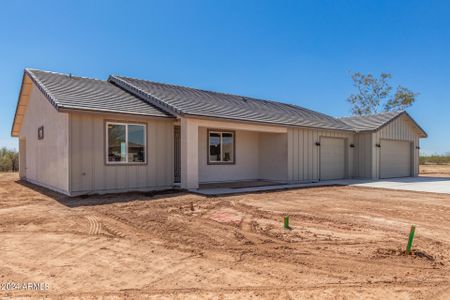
xmin=380 ymin=140 xmax=412 ymax=178
xmin=320 ymin=137 xmax=346 ymax=180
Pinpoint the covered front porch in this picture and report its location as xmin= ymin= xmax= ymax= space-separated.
xmin=179 ymin=117 xmax=289 ymax=190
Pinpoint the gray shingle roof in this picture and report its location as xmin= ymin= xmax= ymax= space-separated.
xmin=19 ymin=69 xmax=426 ymax=137
xmin=109 ymin=76 xmax=354 ymax=131
xmin=25 ymin=69 xmax=172 ymax=118
xmin=340 ymin=111 xmax=428 ymax=137
xmin=339 ymin=111 xmax=404 ymax=131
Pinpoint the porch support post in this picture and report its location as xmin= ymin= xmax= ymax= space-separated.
xmin=180 ymin=118 xmax=199 ymax=189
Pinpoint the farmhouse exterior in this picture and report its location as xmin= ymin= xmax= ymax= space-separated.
xmin=11 ymin=69 xmax=427 ymax=196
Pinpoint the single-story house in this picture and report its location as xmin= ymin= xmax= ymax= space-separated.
xmin=11 ymin=69 xmax=427 ymax=196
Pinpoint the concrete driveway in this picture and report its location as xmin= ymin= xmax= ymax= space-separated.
xmin=347 ymin=176 xmax=450 ymax=194
xmin=192 ymin=176 xmax=450 ymax=196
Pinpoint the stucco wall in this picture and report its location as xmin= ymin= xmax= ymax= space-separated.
xmin=198 ymin=127 xmax=260 ymax=183
xmin=19 ymin=84 xmax=70 ymax=194
xmin=259 ymin=132 xmax=288 ymax=181
xmin=287 ymin=127 xmax=354 ymax=182
xmin=69 ymin=112 xmax=174 ymax=194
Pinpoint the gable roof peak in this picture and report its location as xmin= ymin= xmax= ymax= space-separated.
xmin=340 ymin=110 xmax=427 ymax=137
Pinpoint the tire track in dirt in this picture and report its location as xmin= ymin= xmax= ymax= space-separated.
xmin=86 ymin=215 xmax=102 ymax=235
xmin=88 ymin=197 xmax=447 ymax=278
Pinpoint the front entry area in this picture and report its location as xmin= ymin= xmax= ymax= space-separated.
xmin=320 ymin=137 xmax=346 ymax=180
xmin=379 ymin=139 xmax=412 ymax=179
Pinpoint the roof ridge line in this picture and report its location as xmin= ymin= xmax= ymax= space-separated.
xmin=108 ymin=75 xmax=180 ymax=117
xmin=113 ymin=75 xmax=322 ymax=112
xmin=339 ymin=110 xmax=404 ymax=120
xmin=112 ymin=75 xmax=278 ymax=101
xmin=111 ymin=75 xmax=352 ymax=129
xmin=25 ymin=68 xmax=106 ymax=82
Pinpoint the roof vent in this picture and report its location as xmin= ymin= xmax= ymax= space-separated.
xmin=241 ymin=97 xmax=248 ymax=102
xmin=69 ymin=73 xmax=72 ymax=79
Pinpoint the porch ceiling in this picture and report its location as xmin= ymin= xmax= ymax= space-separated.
xmin=192 ymin=117 xmax=288 ymax=133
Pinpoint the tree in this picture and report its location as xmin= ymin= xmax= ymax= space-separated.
xmin=8 ymin=150 xmax=19 ymax=172
xmin=0 ymin=147 xmax=19 ymax=172
xmin=347 ymin=72 xmax=418 ymax=115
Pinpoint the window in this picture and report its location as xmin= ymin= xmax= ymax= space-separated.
xmin=106 ymin=122 xmax=146 ymax=164
xmin=208 ymin=130 xmax=235 ymax=164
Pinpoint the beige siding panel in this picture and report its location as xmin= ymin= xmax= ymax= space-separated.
xmin=373 ymin=115 xmax=420 ymax=178
xmin=320 ymin=137 xmax=346 ymax=180
xmin=82 ymin=115 xmax=94 ymax=190
xmin=287 ymin=129 xmax=294 ymax=181
xmin=19 ymin=139 xmax=26 ymax=179
xmin=292 ymin=130 xmax=299 ymax=181
xmin=298 ymin=130 xmax=304 ymax=181
xmin=353 ymin=133 xmax=372 ymax=178
xmin=288 ymin=128 xmax=354 ymax=182
xmin=70 ymin=112 xmax=174 ymax=194
xmin=19 ymin=84 xmax=70 ymax=194
xmin=148 ymin=122 xmax=158 ymax=187
xmin=93 ymin=117 xmax=105 ymax=190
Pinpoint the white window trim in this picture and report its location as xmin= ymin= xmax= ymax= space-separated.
xmin=208 ymin=130 xmax=235 ymax=164
xmin=106 ymin=121 xmax=147 ymax=165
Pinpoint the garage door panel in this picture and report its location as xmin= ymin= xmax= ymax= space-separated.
xmin=380 ymin=140 xmax=411 ymax=178
xmin=320 ymin=137 xmax=345 ymax=180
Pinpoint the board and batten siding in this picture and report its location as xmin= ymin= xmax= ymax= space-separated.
xmin=353 ymin=133 xmax=373 ymax=179
xmin=19 ymin=84 xmax=70 ymax=194
xmin=371 ymin=114 xmax=420 ymax=178
xmin=69 ymin=112 xmax=174 ymax=194
xmin=287 ymin=127 xmax=354 ymax=182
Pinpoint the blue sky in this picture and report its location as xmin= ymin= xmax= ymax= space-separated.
xmin=1 ymin=0 xmax=449 ymax=154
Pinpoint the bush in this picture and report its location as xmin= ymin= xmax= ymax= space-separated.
xmin=419 ymin=154 xmax=450 ymax=165
xmin=0 ymin=148 xmax=19 ymax=172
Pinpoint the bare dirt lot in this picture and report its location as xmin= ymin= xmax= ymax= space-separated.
xmin=420 ymin=164 xmax=450 ymax=178
xmin=1 ymin=173 xmax=450 ymax=299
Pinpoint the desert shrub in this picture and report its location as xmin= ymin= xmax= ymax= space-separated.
xmin=420 ymin=154 xmax=450 ymax=165
xmin=0 ymin=148 xmax=19 ymax=172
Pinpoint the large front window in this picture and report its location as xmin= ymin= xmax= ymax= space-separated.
xmin=106 ymin=122 xmax=146 ymax=164
xmin=208 ymin=130 xmax=235 ymax=164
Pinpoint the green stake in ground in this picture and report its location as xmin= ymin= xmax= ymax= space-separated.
xmin=284 ymin=215 xmax=290 ymax=229
xmin=406 ymin=225 xmax=416 ymax=255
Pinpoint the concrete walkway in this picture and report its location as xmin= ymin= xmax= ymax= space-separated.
xmin=347 ymin=176 xmax=450 ymax=194
xmin=190 ymin=176 xmax=450 ymax=196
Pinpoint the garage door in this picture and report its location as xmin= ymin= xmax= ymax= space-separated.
xmin=320 ymin=137 xmax=346 ymax=180
xmin=380 ymin=140 xmax=411 ymax=178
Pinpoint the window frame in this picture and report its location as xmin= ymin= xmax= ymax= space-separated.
xmin=207 ymin=129 xmax=236 ymax=165
xmin=105 ymin=121 xmax=147 ymax=165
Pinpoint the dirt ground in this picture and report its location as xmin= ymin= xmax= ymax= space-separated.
xmin=1 ymin=173 xmax=450 ymax=299
xmin=420 ymin=164 xmax=450 ymax=177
